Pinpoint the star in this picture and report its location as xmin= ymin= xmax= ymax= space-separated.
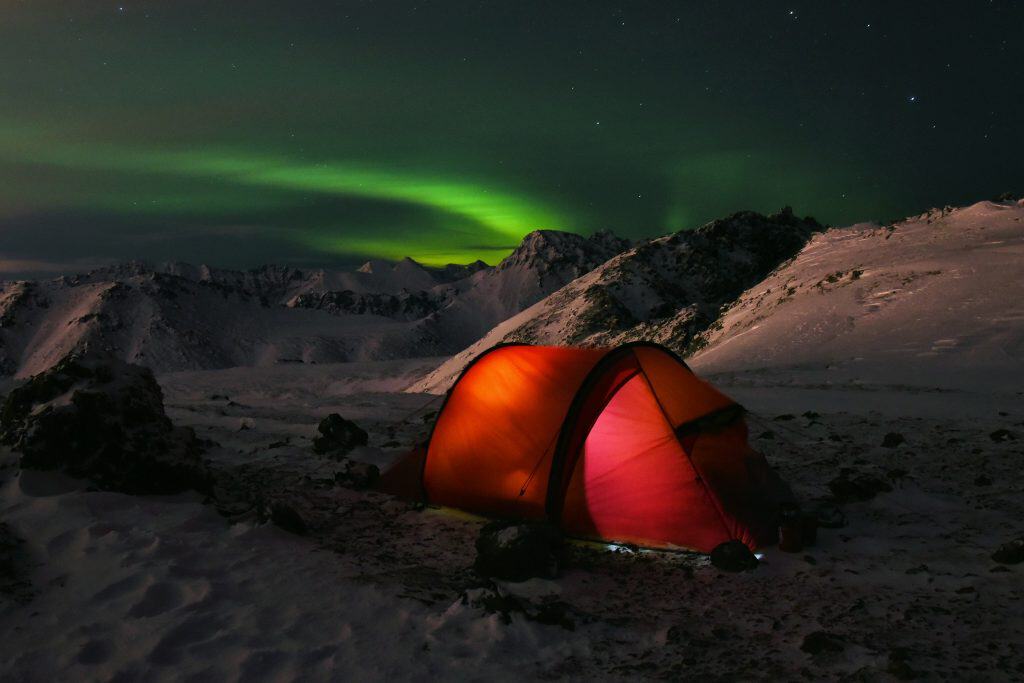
xmin=908 ymin=95 xmax=917 ymax=103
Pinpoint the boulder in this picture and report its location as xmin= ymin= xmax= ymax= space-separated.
xmin=991 ymin=538 xmax=1024 ymax=565
xmin=269 ymin=501 xmax=308 ymax=536
xmin=812 ymin=500 xmax=847 ymax=528
xmin=474 ymin=521 xmax=561 ymax=581
xmin=0 ymin=352 xmax=210 ymax=495
xmin=881 ymin=432 xmax=905 ymax=448
xmin=827 ymin=469 xmax=892 ymax=503
xmin=801 ymin=631 xmax=846 ymax=654
xmin=710 ymin=540 xmax=758 ymax=572
xmin=313 ymin=413 xmax=368 ymax=456
xmin=334 ymin=459 xmax=380 ymax=490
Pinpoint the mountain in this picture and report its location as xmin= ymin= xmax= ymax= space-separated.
xmin=687 ymin=199 xmax=1024 ymax=394
xmin=406 ymin=230 xmax=632 ymax=353
xmin=0 ymin=230 xmax=625 ymax=378
xmin=410 ymin=208 xmax=820 ymax=393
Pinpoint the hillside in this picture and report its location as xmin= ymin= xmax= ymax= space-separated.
xmin=0 ymin=230 xmax=623 ymax=378
xmin=410 ymin=208 xmax=820 ymax=392
xmin=689 ymin=200 xmax=1024 ymax=393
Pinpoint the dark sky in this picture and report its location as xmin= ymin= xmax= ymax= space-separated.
xmin=1 ymin=1 xmax=1021 ymax=275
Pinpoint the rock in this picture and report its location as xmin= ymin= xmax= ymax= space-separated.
xmin=334 ymin=459 xmax=380 ymax=490
xmin=313 ymin=413 xmax=368 ymax=456
xmin=800 ymin=631 xmax=846 ymax=654
xmin=827 ymin=469 xmax=892 ymax=503
xmin=474 ymin=521 xmax=561 ymax=581
xmin=974 ymin=474 xmax=992 ymax=486
xmin=812 ymin=501 xmax=847 ymax=528
xmin=881 ymin=432 xmax=905 ymax=448
xmin=991 ymin=538 xmax=1024 ymax=565
xmin=887 ymin=647 xmax=919 ymax=679
xmin=238 ymin=417 xmax=255 ymax=431
xmin=0 ymin=522 xmax=32 ymax=605
xmin=709 ymin=540 xmax=758 ymax=572
xmin=0 ymin=352 xmax=210 ymax=495
xmin=989 ymin=429 xmax=1016 ymax=442
xmin=269 ymin=502 xmax=308 ymax=535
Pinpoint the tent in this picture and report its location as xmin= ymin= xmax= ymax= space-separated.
xmin=381 ymin=342 xmax=787 ymax=552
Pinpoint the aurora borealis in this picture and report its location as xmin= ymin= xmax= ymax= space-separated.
xmin=2 ymin=2 xmax=1022 ymax=274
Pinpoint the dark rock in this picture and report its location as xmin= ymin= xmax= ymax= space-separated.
xmin=989 ymin=429 xmax=1016 ymax=442
xmin=269 ymin=502 xmax=307 ymax=535
xmin=709 ymin=540 xmax=758 ymax=572
xmin=887 ymin=647 xmax=919 ymax=680
xmin=802 ymin=411 xmax=820 ymax=420
xmin=757 ymin=431 xmax=775 ymax=440
xmin=991 ymin=538 xmax=1024 ymax=565
xmin=0 ymin=352 xmax=209 ymax=495
xmin=773 ymin=414 xmax=796 ymax=421
xmin=974 ymin=475 xmax=992 ymax=486
xmin=881 ymin=432 xmax=905 ymax=448
xmin=466 ymin=586 xmax=575 ymax=630
xmin=827 ymin=469 xmax=892 ymax=503
xmin=313 ymin=413 xmax=368 ymax=456
xmin=474 ymin=521 xmax=561 ymax=581
xmin=334 ymin=459 xmax=380 ymax=490
xmin=0 ymin=522 xmax=32 ymax=605
xmin=801 ymin=631 xmax=846 ymax=655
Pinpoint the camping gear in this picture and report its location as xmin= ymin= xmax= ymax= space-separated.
xmin=778 ymin=503 xmax=803 ymax=552
xmin=801 ymin=512 xmax=819 ymax=547
xmin=380 ymin=342 xmax=789 ymax=552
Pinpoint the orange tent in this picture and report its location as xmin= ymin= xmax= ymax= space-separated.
xmin=382 ymin=342 xmax=787 ymax=552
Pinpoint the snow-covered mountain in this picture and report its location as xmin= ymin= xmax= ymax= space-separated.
xmin=688 ymin=199 xmax=1024 ymax=394
xmin=407 ymin=229 xmax=631 ymax=352
xmin=410 ymin=208 xmax=820 ymax=392
xmin=0 ymin=230 xmax=624 ymax=378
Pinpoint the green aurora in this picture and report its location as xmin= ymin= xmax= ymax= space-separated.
xmin=1 ymin=2 xmax=1021 ymax=272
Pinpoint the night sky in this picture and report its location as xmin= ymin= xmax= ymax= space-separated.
xmin=2 ymin=1 xmax=1022 ymax=275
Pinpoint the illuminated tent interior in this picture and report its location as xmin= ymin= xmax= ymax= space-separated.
xmin=381 ymin=343 xmax=788 ymax=552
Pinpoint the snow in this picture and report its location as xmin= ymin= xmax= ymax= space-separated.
xmin=4 ymin=354 xmax=1024 ymax=679
xmin=690 ymin=200 xmax=1024 ymax=395
xmin=2 ymin=201 xmax=1024 ymax=678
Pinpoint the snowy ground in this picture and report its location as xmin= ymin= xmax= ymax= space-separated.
xmin=2 ymin=359 xmax=1022 ymax=680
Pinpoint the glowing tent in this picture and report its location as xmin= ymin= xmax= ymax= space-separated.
xmin=382 ymin=342 xmax=787 ymax=551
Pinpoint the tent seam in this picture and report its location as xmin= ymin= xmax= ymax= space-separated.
xmin=636 ymin=369 xmax=736 ymax=544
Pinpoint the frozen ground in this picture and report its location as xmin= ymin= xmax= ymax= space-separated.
xmin=2 ymin=359 xmax=1022 ymax=680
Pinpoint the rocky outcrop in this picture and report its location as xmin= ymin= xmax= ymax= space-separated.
xmin=474 ymin=521 xmax=562 ymax=581
xmin=312 ymin=413 xmax=369 ymax=457
xmin=0 ymin=352 xmax=210 ymax=494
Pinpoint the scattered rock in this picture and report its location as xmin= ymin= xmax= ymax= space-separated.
xmin=334 ymin=459 xmax=380 ymax=490
xmin=463 ymin=585 xmax=575 ymax=630
xmin=887 ymin=647 xmax=920 ymax=680
xmin=0 ymin=522 xmax=32 ymax=605
xmin=810 ymin=500 xmax=847 ymax=528
xmin=269 ymin=501 xmax=308 ymax=535
xmin=881 ymin=432 xmax=905 ymax=448
xmin=474 ymin=521 xmax=561 ymax=581
xmin=709 ymin=540 xmax=758 ymax=572
xmin=313 ymin=413 xmax=368 ymax=456
xmin=991 ymin=538 xmax=1024 ymax=565
xmin=989 ymin=429 xmax=1016 ymax=442
xmin=800 ymin=631 xmax=846 ymax=655
xmin=0 ymin=352 xmax=210 ymax=495
xmin=827 ymin=469 xmax=892 ymax=503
